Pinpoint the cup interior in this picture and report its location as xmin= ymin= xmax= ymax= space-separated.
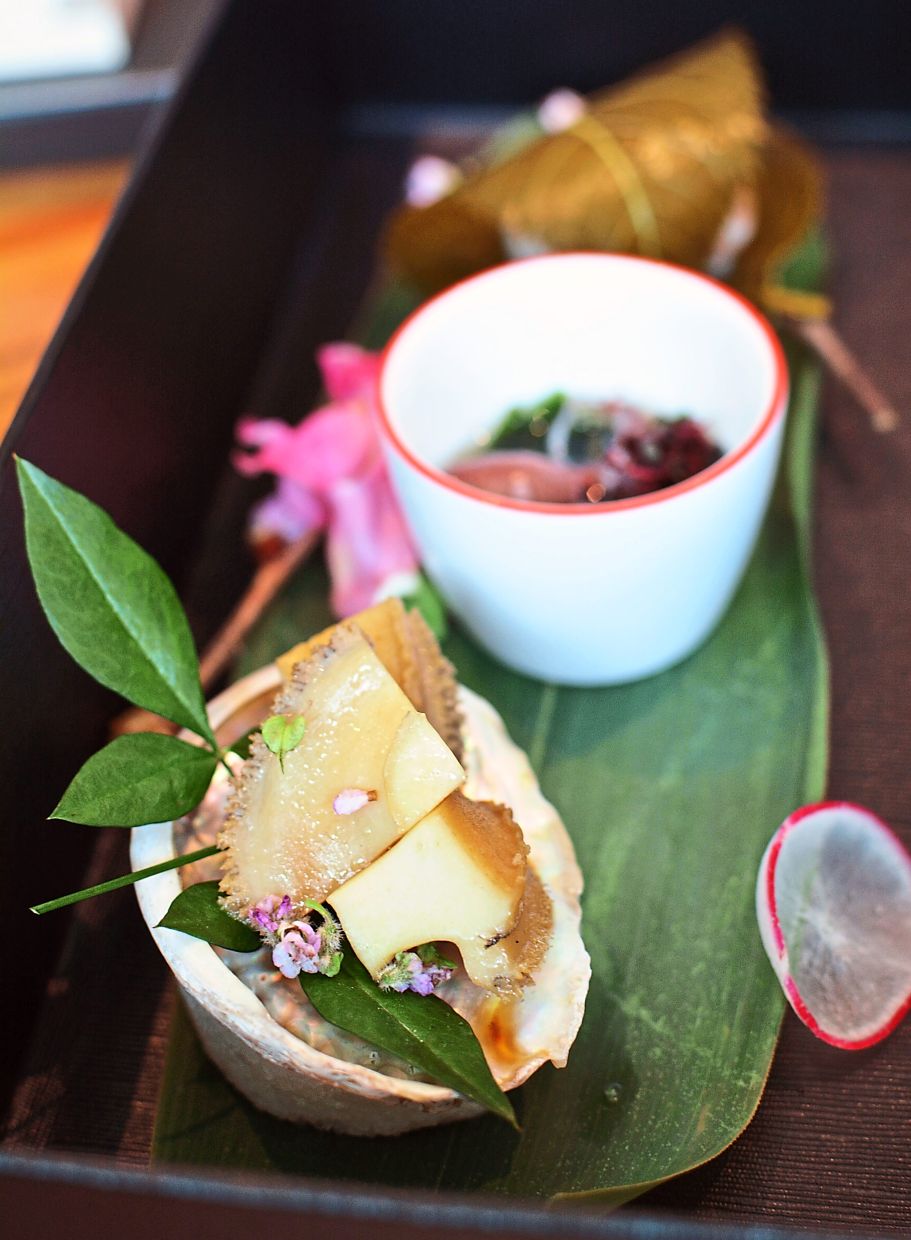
xmin=380 ymin=254 xmax=783 ymax=489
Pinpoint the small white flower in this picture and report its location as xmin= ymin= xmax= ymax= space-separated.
xmin=405 ymin=155 xmax=462 ymax=207
xmin=537 ymin=88 xmax=586 ymax=134
xmin=372 ymin=569 xmax=421 ymax=605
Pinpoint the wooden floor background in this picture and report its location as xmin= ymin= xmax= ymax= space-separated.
xmin=0 ymin=160 xmax=129 ymax=435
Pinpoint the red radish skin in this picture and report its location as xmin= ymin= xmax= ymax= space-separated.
xmin=758 ymin=800 xmax=911 ymax=1050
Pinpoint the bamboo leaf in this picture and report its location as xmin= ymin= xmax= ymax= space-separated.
xmin=51 ymin=734 xmax=217 ymax=827
xmin=152 ymin=270 xmax=827 ymax=1201
xmin=158 ymin=880 xmax=262 ymax=952
xmin=16 ymin=458 xmax=215 ymax=744
xmin=300 ymin=953 xmax=516 ymax=1126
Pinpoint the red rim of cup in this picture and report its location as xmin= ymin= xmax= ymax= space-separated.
xmin=764 ymin=800 xmax=911 ymax=1050
xmin=377 ymin=252 xmax=790 ymax=517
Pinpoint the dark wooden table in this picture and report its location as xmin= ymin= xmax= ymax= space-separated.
xmin=3 ymin=147 xmax=910 ymax=1238
xmin=643 ymin=148 xmax=911 ymax=1229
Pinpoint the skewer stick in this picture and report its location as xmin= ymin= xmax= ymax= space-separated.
xmin=790 ymin=318 xmax=899 ymax=434
xmin=111 ymin=530 xmax=320 ymax=738
xmin=197 ymin=530 xmax=319 ymax=685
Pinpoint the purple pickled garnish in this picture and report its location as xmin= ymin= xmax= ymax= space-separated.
xmin=453 ymin=396 xmax=722 ymax=504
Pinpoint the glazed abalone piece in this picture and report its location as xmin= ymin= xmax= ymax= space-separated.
xmin=131 ymin=642 xmax=590 ymax=1135
xmin=276 ymin=599 xmax=464 ymax=759
xmin=219 ymin=623 xmax=465 ymax=910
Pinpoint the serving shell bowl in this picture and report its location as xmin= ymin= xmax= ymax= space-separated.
xmin=131 ymin=664 xmax=590 ymax=1136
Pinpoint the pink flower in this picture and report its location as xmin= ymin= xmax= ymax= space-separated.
xmin=272 ymin=922 xmax=323 ymax=979
xmin=234 ymin=344 xmax=418 ymax=617
xmin=333 ymin=787 xmax=377 ymax=815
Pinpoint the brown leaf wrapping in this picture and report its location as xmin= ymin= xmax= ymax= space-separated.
xmin=734 ymin=126 xmax=829 ymax=319
xmin=384 ymin=30 xmax=824 ymax=319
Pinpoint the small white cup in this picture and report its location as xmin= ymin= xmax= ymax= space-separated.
xmin=377 ymin=253 xmax=788 ymax=685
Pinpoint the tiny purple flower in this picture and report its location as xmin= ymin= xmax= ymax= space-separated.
xmin=272 ymin=922 xmax=323 ymax=979
xmin=409 ymin=966 xmax=436 ymax=997
xmin=249 ymin=893 xmax=293 ymax=936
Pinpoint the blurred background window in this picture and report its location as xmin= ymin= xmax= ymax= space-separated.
xmin=0 ymin=0 xmax=141 ymax=83
xmin=0 ymin=1 xmax=217 ymax=431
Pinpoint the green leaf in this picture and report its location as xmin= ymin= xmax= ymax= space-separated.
xmin=402 ymin=572 xmax=448 ymax=640
xmin=300 ymin=953 xmax=516 ymax=1126
xmin=51 ymin=733 xmax=217 ymax=826
xmin=416 ymin=942 xmax=457 ymax=971
xmin=322 ymin=950 xmax=343 ymax=978
xmin=489 ymin=390 xmax=564 ymax=450
xmin=777 ymin=223 xmax=829 ymax=295
xmin=16 ymin=458 xmax=214 ymax=744
xmin=157 ymin=880 xmax=262 ymax=951
xmin=261 ymin=713 xmax=306 ymax=771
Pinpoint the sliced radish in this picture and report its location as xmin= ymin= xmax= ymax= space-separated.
xmin=756 ymin=801 xmax=911 ymax=1049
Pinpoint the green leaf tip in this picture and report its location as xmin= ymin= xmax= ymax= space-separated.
xmin=300 ymin=953 xmax=516 ymax=1126
xmin=322 ymin=950 xmax=343 ymax=978
xmin=50 ymin=733 xmax=218 ymax=827
xmin=228 ymin=726 xmax=258 ymax=761
xmin=416 ymin=942 xmax=458 ymax=971
xmin=157 ymin=880 xmax=262 ymax=952
xmin=262 ymin=713 xmax=307 ymax=772
xmin=15 ymin=457 xmax=215 ymax=747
